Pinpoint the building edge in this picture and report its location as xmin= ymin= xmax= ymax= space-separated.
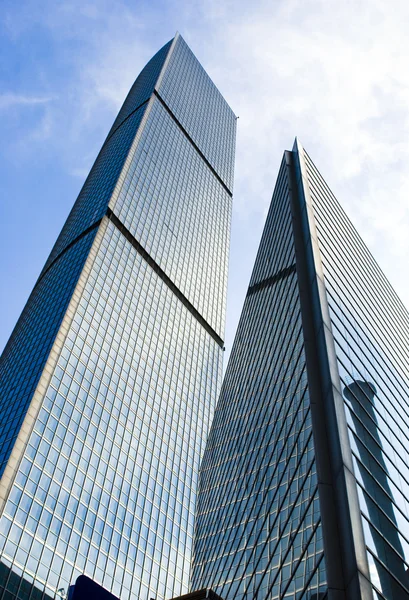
xmin=0 ymin=219 xmax=109 ymax=517
xmin=0 ymin=67 xmax=163 ymax=509
xmin=287 ymin=140 xmax=372 ymax=599
xmin=0 ymin=34 xmax=236 ymax=600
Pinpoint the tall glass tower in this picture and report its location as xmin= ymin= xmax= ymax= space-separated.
xmin=192 ymin=140 xmax=409 ymax=599
xmin=0 ymin=34 xmax=236 ymax=600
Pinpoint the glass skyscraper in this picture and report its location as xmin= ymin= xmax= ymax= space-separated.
xmin=0 ymin=34 xmax=236 ymax=600
xmin=192 ymin=140 xmax=409 ymax=599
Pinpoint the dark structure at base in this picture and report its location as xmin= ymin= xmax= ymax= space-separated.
xmin=68 ymin=576 xmax=119 ymax=600
xmin=68 ymin=576 xmax=222 ymax=600
xmin=169 ymin=590 xmax=223 ymax=600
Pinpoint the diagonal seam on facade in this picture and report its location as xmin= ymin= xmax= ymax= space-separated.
xmin=39 ymin=203 xmax=227 ymax=349
xmin=105 ymin=97 xmax=151 ymax=145
xmin=247 ymin=263 xmax=296 ymax=296
xmin=106 ymin=208 xmax=225 ymax=348
xmin=35 ymin=220 xmax=103 ymax=285
xmin=153 ymin=90 xmax=233 ymax=197
xmin=34 ymin=170 xmax=226 ymax=348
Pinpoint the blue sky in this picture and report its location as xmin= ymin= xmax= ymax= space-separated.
xmin=1 ymin=0 xmax=409 ymax=362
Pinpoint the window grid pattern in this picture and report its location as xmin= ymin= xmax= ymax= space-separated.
xmin=107 ymin=39 xmax=172 ymax=137
xmin=111 ymin=98 xmax=231 ymax=338
xmin=42 ymin=105 xmax=147 ymax=274
xmin=0 ymin=230 xmax=97 ymax=477
xmin=0 ymin=41 xmax=174 ymax=476
xmin=0 ymin=222 xmax=223 ymax=600
xmin=304 ymin=148 xmax=409 ymax=599
xmin=0 ymin=35 xmax=235 ymax=600
xmin=192 ymin=159 xmax=327 ymax=599
xmin=158 ymin=36 xmax=236 ymax=192
xmin=42 ymin=38 xmax=175 ymax=274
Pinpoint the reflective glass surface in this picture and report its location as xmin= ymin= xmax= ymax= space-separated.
xmin=43 ymin=39 xmax=173 ymax=273
xmin=43 ymin=102 xmax=148 ymax=273
xmin=303 ymin=148 xmax=409 ymax=599
xmin=0 ymin=39 xmax=173 ymax=479
xmin=158 ymin=36 xmax=236 ymax=192
xmin=0 ymin=221 xmax=222 ymax=600
xmin=110 ymin=97 xmax=231 ymax=338
xmin=108 ymin=40 xmax=172 ymax=135
xmin=0 ymin=230 xmax=97 ymax=477
xmin=0 ymin=34 xmax=236 ymax=600
xmin=192 ymin=158 xmax=327 ymax=600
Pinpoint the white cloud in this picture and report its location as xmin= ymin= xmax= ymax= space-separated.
xmin=2 ymin=0 xmax=409 ymax=355
xmin=187 ymin=0 xmax=409 ymax=350
xmin=0 ymin=93 xmax=54 ymax=110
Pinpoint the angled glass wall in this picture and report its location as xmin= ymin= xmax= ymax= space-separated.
xmin=193 ymin=141 xmax=409 ymax=600
xmin=298 ymin=143 xmax=409 ymax=599
xmin=0 ymin=34 xmax=236 ymax=600
xmin=192 ymin=156 xmax=327 ymax=600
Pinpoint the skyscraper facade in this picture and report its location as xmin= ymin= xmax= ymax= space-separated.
xmin=192 ymin=140 xmax=409 ymax=599
xmin=0 ymin=34 xmax=236 ymax=600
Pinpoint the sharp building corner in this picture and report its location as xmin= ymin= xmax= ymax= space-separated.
xmin=192 ymin=140 xmax=409 ymax=600
xmin=0 ymin=35 xmax=236 ymax=600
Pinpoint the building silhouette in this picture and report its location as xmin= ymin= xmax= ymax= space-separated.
xmin=191 ymin=140 xmax=409 ymax=599
xmin=0 ymin=34 xmax=236 ymax=600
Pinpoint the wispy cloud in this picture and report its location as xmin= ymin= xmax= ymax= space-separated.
xmin=0 ymin=93 xmax=54 ymax=110
xmin=1 ymin=0 xmax=409 ymax=355
xmin=180 ymin=0 xmax=409 ymax=349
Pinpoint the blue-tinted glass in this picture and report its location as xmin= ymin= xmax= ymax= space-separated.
xmin=158 ymin=36 xmax=236 ymax=192
xmin=110 ymin=97 xmax=231 ymax=337
xmin=108 ymin=39 xmax=172 ymax=135
xmin=192 ymin=157 xmax=327 ymax=600
xmin=0 ymin=229 xmax=97 ymax=477
xmin=0 ymin=34 xmax=236 ymax=600
xmin=302 ymin=147 xmax=409 ymax=598
xmin=42 ymin=104 xmax=148 ymax=273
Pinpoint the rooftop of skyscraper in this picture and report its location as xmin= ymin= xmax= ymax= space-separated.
xmin=1 ymin=1 xmax=409 ymax=366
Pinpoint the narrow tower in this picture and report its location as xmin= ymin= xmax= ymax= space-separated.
xmin=0 ymin=34 xmax=236 ymax=600
xmin=192 ymin=140 xmax=409 ymax=599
